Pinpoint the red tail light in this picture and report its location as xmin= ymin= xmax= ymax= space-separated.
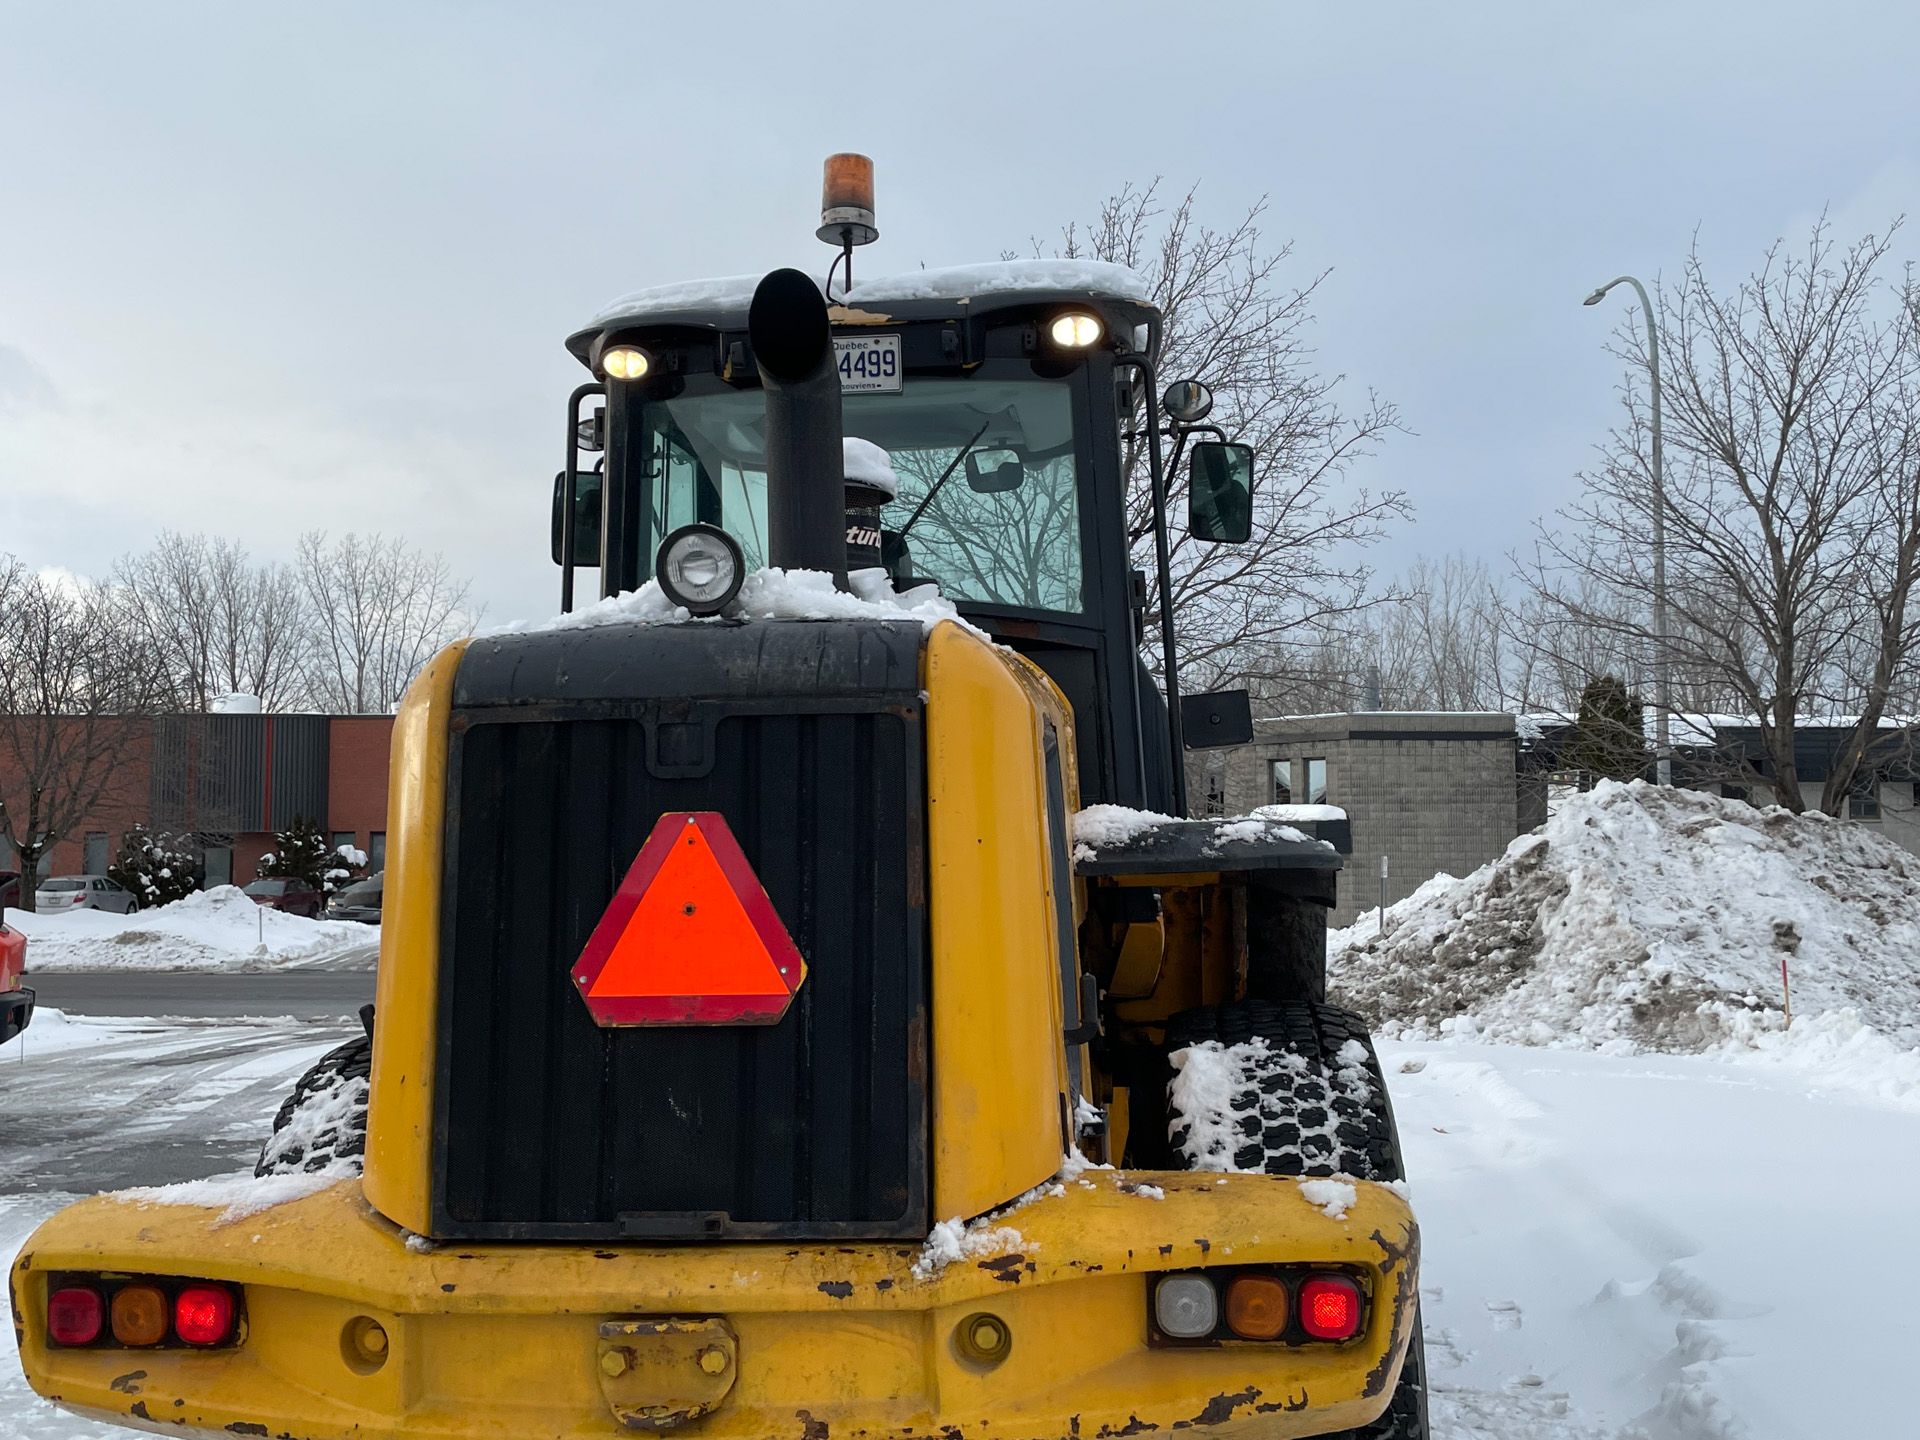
xmin=47 ymin=1286 xmax=105 ymax=1346
xmin=174 ymin=1285 xmax=236 ymax=1346
xmin=1298 ymin=1275 xmax=1364 ymax=1340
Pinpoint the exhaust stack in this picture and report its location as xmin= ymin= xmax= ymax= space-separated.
xmin=748 ymin=268 xmax=848 ymax=588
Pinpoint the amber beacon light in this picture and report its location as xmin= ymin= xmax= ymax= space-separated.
xmin=818 ymin=152 xmax=878 ymax=246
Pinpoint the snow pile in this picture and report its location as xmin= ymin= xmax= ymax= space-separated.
xmin=6 ymin=886 xmax=377 ymax=973
xmin=842 ymin=436 xmax=898 ymax=498
xmin=1169 ymin=1035 xmax=1378 ymax=1174
xmin=911 ymin=1219 xmax=1036 ymax=1282
xmin=496 ymin=566 xmax=983 ymax=639
xmin=1070 ymin=803 xmax=1180 ymax=862
xmin=1332 ymin=780 xmax=1920 ymax=1051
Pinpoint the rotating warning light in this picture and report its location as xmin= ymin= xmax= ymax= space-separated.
xmin=571 ymin=811 xmax=807 ymax=1026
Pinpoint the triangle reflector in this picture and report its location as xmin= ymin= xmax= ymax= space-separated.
xmin=571 ymin=811 xmax=807 ymax=1026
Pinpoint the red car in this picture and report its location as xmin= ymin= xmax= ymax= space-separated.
xmin=242 ymin=878 xmax=325 ymax=919
xmin=1 ymin=916 xmax=31 ymax=1043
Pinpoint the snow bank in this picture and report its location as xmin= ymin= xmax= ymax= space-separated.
xmin=1332 ymin=780 xmax=1920 ymax=1051
xmin=6 ymin=886 xmax=377 ymax=973
xmin=493 ymin=566 xmax=983 ymax=639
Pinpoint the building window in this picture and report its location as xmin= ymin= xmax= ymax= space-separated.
xmin=331 ymin=830 xmax=357 ymax=857
xmin=369 ymin=832 xmax=387 ymax=872
xmin=1850 ymin=786 xmax=1882 ymax=821
xmin=84 ymin=831 xmax=110 ymax=875
xmin=1270 ymin=759 xmax=1293 ymax=805
xmin=1203 ymin=773 xmax=1226 ymax=817
xmin=1305 ymin=757 xmax=1328 ymax=805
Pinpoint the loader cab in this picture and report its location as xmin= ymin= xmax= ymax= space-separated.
xmin=557 ymin=264 xmax=1201 ymax=811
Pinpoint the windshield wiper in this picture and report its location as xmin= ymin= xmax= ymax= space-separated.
xmin=897 ymin=420 xmax=992 ymax=539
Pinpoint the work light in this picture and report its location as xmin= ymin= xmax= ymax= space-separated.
xmin=1153 ymin=1273 xmax=1219 ymax=1339
xmin=655 ymin=524 xmax=745 ymax=615
xmin=601 ymin=344 xmax=651 ymax=381
xmin=1047 ymin=311 xmax=1104 ymax=349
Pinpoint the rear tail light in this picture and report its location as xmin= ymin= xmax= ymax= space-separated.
xmin=110 ymin=1284 xmax=169 ymax=1346
xmin=47 ymin=1287 xmax=104 ymax=1346
xmin=1152 ymin=1274 xmax=1219 ymax=1339
xmin=45 ymin=1276 xmax=240 ymax=1348
xmin=1298 ymin=1275 xmax=1364 ymax=1340
xmin=1151 ymin=1268 xmax=1366 ymax=1345
xmin=174 ymin=1285 xmax=237 ymax=1346
xmin=1224 ymin=1274 xmax=1289 ymax=1340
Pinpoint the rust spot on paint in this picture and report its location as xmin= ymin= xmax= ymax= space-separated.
xmin=798 ymin=1409 xmax=830 ymax=1440
xmin=1177 ymin=1387 xmax=1259 ymax=1428
xmin=128 ymin=1402 xmax=152 ymax=1421
xmin=816 ymin=1280 xmax=854 ymax=1299
xmin=1192 ymin=1238 xmax=1210 ymax=1255
xmin=1095 ymin=1415 xmax=1157 ymax=1437
xmin=224 ymin=1425 xmax=267 ymax=1437
xmin=873 ymin=1278 xmax=894 ymax=1292
xmin=978 ymin=1254 xmax=1026 ymax=1284
xmin=1157 ymin=1245 xmax=1173 ymax=1257
xmin=109 ymin=1371 xmax=148 ymax=1394
xmin=1363 ymin=1220 xmax=1422 ymax=1398
xmin=440 ymin=1283 xmax=456 ymax=1293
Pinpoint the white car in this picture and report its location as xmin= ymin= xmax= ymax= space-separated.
xmin=34 ymin=875 xmax=139 ymax=914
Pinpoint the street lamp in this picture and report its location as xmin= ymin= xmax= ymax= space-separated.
xmin=1584 ymin=275 xmax=1672 ymax=786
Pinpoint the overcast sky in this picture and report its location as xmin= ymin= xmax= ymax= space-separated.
xmin=2 ymin=2 xmax=1915 ymax=626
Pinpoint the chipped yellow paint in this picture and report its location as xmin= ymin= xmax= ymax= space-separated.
xmin=10 ymin=1173 xmax=1416 ymax=1440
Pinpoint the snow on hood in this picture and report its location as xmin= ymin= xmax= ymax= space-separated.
xmin=491 ymin=567 xmax=985 ymax=639
xmin=843 ymin=437 xmax=898 ymax=498
xmin=1331 ymin=779 xmax=1920 ymax=1052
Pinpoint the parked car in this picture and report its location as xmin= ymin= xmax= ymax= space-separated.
xmin=243 ymin=878 xmax=324 ymax=919
xmin=324 ymin=872 xmax=383 ymax=925
xmin=1 ymin=916 xmax=31 ymax=1043
xmin=33 ymin=875 xmax=139 ymax=914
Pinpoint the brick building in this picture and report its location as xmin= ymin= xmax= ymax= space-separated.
xmin=0 ymin=714 xmax=394 ymax=887
xmin=1205 ymin=712 xmax=1520 ymax=926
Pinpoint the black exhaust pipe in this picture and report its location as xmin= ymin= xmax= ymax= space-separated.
xmin=748 ymin=268 xmax=848 ymax=587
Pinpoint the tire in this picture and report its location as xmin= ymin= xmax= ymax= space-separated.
xmin=1163 ymin=999 xmax=1427 ymax=1440
xmin=1164 ymin=999 xmax=1401 ymax=1181
xmin=255 ymin=1004 xmax=374 ymax=1177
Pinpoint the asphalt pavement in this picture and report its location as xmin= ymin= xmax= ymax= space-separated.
xmin=21 ymin=971 xmax=374 ymax=1021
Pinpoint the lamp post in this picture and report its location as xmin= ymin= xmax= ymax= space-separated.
xmin=1584 ymin=275 xmax=1671 ymax=785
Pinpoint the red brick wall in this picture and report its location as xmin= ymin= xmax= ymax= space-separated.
xmin=327 ymin=717 xmax=395 ymax=849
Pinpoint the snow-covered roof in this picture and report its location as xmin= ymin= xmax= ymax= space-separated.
xmin=586 ymin=259 xmax=1153 ymax=332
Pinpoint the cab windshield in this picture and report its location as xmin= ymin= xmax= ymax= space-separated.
xmin=632 ymin=371 xmax=1084 ymax=613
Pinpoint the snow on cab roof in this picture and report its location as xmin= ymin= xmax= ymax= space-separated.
xmin=587 ymin=259 xmax=1153 ymax=330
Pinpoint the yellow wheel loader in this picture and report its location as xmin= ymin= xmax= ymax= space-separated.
xmin=11 ymin=159 xmax=1424 ymax=1440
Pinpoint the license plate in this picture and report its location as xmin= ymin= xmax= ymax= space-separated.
xmin=835 ymin=335 xmax=902 ymax=393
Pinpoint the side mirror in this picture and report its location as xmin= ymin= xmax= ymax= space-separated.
xmin=551 ymin=468 xmax=603 ymax=567
xmin=964 ymin=448 xmax=1025 ymax=494
xmin=1187 ymin=442 xmax=1254 ymax=543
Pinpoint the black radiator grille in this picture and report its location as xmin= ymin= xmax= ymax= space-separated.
xmin=432 ymin=625 xmax=928 ymax=1241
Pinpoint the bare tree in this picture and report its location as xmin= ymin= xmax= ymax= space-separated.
xmin=297 ymin=532 xmax=475 ymax=714
xmin=0 ymin=559 xmax=167 ymax=908
xmin=1032 ymin=183 xmax=1407 ymax=692
xmin=1524 ymin=221 xmax=1920 ymax=813
xmin=114 ymin=532 xmax=311 ymax=711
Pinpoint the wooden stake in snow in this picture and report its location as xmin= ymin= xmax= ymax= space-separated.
xmin=1781 ymin=954 xmax=1792 ymax=1025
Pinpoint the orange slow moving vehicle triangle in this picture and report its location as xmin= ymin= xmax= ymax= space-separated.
xmin=570 ymin=811 xmax=807 ymax=1026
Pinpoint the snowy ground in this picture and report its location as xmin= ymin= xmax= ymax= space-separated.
xmin=5 ymin=886 xmax=377 ymax=972
xmin=5 ymin=1014 xmax=1909 ymax=1438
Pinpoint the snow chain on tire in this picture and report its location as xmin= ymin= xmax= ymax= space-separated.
xmin=255 ymin=1004 xmax=374 ymax=1177
xmin=1163 ymin=999 xmax=1428 ymax=1440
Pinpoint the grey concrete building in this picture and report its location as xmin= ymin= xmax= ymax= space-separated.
xmin=1199 ymin=712 xmax=1520 ymax=927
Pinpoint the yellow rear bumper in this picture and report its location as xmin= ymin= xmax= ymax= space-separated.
xmin=11 ymin=1171 xmax=1418 ymax=1440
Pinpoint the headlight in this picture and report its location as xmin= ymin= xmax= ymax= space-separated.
xmin=602 ymin=344 xmax=651 ymax=381
xmin=1047 ymin=311 xmax=1104 ymax=349
xmin=655 ymin=523 xmax=745 ymax=615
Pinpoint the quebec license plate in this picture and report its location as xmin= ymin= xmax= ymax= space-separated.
xmin=835 ymin=335 xmax=902 ymax=393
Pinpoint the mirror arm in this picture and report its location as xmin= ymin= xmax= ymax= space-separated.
xmin=1118 ymin=350 xmax=1189 ymax=817
xmin=562 ymin=381 xmax=606 ymax=614
xmin=898 ymin=419 xmax=991 ymax=540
